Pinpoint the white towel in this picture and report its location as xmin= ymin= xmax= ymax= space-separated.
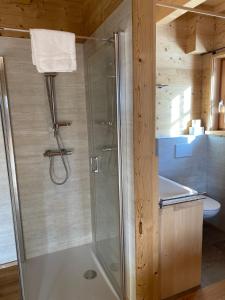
xmin=30 ymin=29 xmax=76 ymax=73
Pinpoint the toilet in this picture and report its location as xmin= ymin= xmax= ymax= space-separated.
xmin=203 ymin=196 xmax=221 ymax=219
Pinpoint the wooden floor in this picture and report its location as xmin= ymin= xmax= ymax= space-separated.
xmin=0 ymin=262 xmax=20 ymax=300
xmin=177 ymin=280 xmax=225 ymax=300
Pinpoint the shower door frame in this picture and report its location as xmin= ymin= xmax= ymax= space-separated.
xmin=114 ymin=31 xmax=125 ymax=299
xmin=0 ymin=57 xmax=25 ymax=299
xmin=88 ymin=32 xmax=125 ymax=299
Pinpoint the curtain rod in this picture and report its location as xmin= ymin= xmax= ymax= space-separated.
xmin=0 ymin=27 xmax=110 ymax=42
xmin=156 ymin=2 xmax=225 ymax=19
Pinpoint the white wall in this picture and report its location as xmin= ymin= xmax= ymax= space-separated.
xmin=0 ymin=37 xmax=92 ymax=258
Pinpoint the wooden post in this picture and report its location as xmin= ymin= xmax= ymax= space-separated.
xmin=133 ymin=1 xmax=159 ymax=300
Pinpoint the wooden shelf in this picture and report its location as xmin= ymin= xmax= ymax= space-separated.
xmin=205 ymin=131 xmax=225 ymax=136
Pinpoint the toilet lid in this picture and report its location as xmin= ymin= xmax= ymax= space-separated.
xmin=203 ymin=197 xmax=221 ymax=211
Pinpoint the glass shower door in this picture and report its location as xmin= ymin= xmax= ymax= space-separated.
xmin=86 ymin=34 xmax=123 ymax=297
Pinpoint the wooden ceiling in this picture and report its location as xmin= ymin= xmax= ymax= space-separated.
xmin=156 ymin=0 xmax=209 ymax=24
xmin=156 ymin=0 xmax=225 ymax=24
xmin=205 ymin=0 xmax=224 ymax=7
xmin=0 ymin=0 xmax=123 ymax=38
xmin=203 ymin=0 xmax=225 ymax=12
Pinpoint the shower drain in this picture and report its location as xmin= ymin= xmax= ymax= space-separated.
xmin=83 ymin=269 xmax=97 ymax=280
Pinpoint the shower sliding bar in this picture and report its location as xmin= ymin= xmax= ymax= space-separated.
xmin=44 ymin=73 xmax=72 ymax=133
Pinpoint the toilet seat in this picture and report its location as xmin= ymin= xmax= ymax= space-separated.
xmin=203 ymin=196 xmax=221 ymax=219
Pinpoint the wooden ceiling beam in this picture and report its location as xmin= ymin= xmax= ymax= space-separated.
xmin=214 ymin=2 xmax=225 ymax=13
xmin=156 ymin=0 xmax=208 ymax=24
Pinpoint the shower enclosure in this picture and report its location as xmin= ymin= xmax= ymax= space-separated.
xmin=86 ymin=33 xmax=124 ymax=297
xmin=0 ymin=32 xmax=124 ymax=300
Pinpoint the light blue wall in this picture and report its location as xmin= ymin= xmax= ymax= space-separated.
xmin=158 ymin=135 xmax=207 ymax=193
xmin=206 ymin=136 xmax=225 ymax=231
xmin=158 ymin=134 xmax=225 ymax=232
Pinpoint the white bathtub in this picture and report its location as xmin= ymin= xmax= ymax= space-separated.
xmin=159 ymin=176 xmax=198 ymax=201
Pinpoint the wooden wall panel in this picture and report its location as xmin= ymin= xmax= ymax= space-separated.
xmin=82 ymin=0 xmax=123 ymax=36
xmin=201 ymin=54 xmax=213 ymax=130
xmin=0 ymin=0 xmax=84 ymax=38
xmin=0 ymin=0 xmax=124 ymax=38
xmin=184 ymin=14 xmax=215 ymax=54
xmin=156 ymin=0 xmax=207 ymax=25
xmin=156 ymin=21 xmax=203 ymax=137
xmin=215 ymin=18 xmax=225 ymax=49
xmin=199 ymin=18 xmax=225 ymax=130
xmin=133 ymin=0 xmax=159 ymax=299
xmin=0 ymin=263 xmax=20 ymax=300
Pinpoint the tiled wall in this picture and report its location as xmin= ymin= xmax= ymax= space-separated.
xmin=206 ymin=136 xmax=225 ymax=231
xmin=158 ymin=134 xmax=225 ymax=232
xmin=158 ymin=135 xmax=207 ymax=193
xmin=0 ymin=37 xmax=92 ymax=258
xmin=0 ymin=113 xmax=17 ymax=264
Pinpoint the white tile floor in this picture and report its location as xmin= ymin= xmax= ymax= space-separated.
xmin=23 ymin=243 xmax=119 ymax=300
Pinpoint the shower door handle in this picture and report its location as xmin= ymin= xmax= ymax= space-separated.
xmin=90 ymin=156 xmax=99 ymax=174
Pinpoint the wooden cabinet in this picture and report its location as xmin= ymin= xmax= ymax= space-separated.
xmin=160 ymin=200 xmax=203 ymax=299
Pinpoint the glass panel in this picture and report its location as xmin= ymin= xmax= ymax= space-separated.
xmin=86 ymin=40 xmax=122 ymax=295
xmin=0 ymin=88 xmax=17 ymax=265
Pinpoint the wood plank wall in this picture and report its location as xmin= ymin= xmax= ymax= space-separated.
xmin=198 ymin=17 xmax=225 ymax=130
xmin=0 ymin=0 xmax=123 ymax=39
xmin=0 ymin=263 xmax=20 ymax=300
xmin=215 ymin=18 xmax=225 ymax=49
xmin=156 ymin=20 xmax=203 ymax=137
xmin=0 ymin=0 xmax=84 ymax=38
xmin=201 ymin=53 xmax=213 ymax=130
xmin=156 ymin=13 xmax=225 ymax=135
xmin=82 ymin=0 xmax=123 ymax=36
xmin=133 ymin=0 xmax=159 ymax=299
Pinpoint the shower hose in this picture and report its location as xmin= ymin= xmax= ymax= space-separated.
xmin=45 ymin=74 xmax=69 ymax=185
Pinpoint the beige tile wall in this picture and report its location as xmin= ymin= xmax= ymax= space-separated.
xmin=0 ymin=37 xmax=92 ymax=258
